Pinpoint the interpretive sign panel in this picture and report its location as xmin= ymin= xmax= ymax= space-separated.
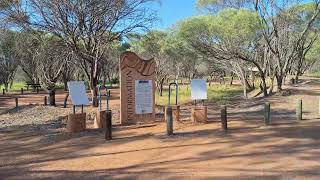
xmin=135 ymin=80 xmax=153 ymax=114
xmin=68 ymin=81 xmax=89 ymax=105
xmin=191 ymin=79 xmax=208 ymax=100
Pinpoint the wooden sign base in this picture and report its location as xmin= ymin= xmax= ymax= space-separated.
xmin=191 ymin=106 xmax=208 ymax=123
xmin=67 ymin=113 xmax=86 ymax=133
xmin=94 ymin=110 xmax=106 ymax=129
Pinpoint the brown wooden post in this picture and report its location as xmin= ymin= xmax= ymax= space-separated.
xmin=2 ymin=89 xmax=5 ymax=95
xmin=221 ymin=106 xmax=227 ymax=131
xmin=166 ymin=106 xmax=173 ymax=135
xmin=105 ymin=110 xmax=112 ymax=140
xmin=21 ymin=88 xmax=24 ymax=95
xmin=296 ymin=99 xmax=302 ymax=121
xmin=264 ymin=102 xmax=271 ymax=125
xmin=44 ymin=96 xmax=47 ymax=106
xmin=15 ymin=97 xmax=18 ymax=108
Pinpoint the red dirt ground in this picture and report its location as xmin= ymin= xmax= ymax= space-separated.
xmin=1 ymin=77 xmax=320 ymax=179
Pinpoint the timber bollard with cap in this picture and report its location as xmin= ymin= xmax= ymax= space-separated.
xmin=296 ymin=99 xmax=302 ymax=121
xmin=44 ymin=96 xmax=47 ymax=106
xmin=165 ymin=82 xmax=180 ymax=122
xmin=221 ymin=106 xmax=227 ymax=131
xmin=191 ymin=79 xmax=208 ymax=123
xmin=105 ymin=110 xmax=112 ymax=140
xmin=15 ymin=97 xmax=18 ymax=108
xmin=264 ymin=102 xmax=271 ymax=125
xmin=166 ymin=106 xmax=173 ymax=135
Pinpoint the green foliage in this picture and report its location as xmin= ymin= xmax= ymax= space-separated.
xmin=156 ymin=84 xmax=242 ymax=105
xmin=177 ymin=8 xmax=261 ymax=54
xmin=0 ymin=81 xmax=25 ymax=91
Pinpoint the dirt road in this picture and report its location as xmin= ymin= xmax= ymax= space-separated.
xmin=1 ymin=77 xmax=320 ymax=179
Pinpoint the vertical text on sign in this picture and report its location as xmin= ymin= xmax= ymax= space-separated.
xmin=126 ymin=70 xmax=134 ymax=121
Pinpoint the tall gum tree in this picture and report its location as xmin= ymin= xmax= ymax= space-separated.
xmin=196 ymin=0 xmax=320 ymax=92
xmin=1 ymin=0 xmax=157 ymax=106
xmin=176 ymin=9 xmax=267 ymax=97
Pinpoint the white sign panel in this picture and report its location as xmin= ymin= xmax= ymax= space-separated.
xmin=135 ymin=80 xmax=153 ymax=114
xmin=191 ymin=79 xmax=208 ymax=100
xmin=68 ymin=81 xmax=90 ymax=106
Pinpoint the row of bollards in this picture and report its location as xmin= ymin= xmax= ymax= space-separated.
xmin=264 ymin=99 xmax=303 ymax=125
xmin=2 ymin=88 xmax=40 ymax=95
xmin=166 ymin=105 xmax=229 ymax=135
xmin=165 ymin=99 xmax=304 ymax=135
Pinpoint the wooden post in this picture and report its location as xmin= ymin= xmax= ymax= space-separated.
xmin=105 ymin=110 xmax=112 ymax=140
xmin=296 ymin=99 xmax=302 ymax=121
xmin=2 ymin=89 xmax=5 ymax=95
xmin=36 ymin=87 xmax=39 ymax=94
xmin=15 ymin=97 xmax=18 ymax=108
xmin=166 ymin=106 xmax=173 ymax=135
xmin=21 ymin=88 xmax=24 ymax=95
xmin=44 ymin=96 xmax=47 ymax=106
xmin=264 ymin=102 xmax=271 ymax=125
xmin=221 ymin=106 xmax=228 ymax=131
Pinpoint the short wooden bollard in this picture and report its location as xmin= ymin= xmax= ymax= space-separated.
xmin=166 ymin=106 xmax=173 ymax=135
xmin=105 ymin=110 xmax=112 ymax=140
xmin=221 ymin=106 xmax=227 ymax=131
xmin=264 ymin=102 xmax=271 ymax=125
xmin=36 ymin=87 xmax=39 ymax=94
xmin=44 ymin=96 xmax=47 ymax=106
xmin=2 ymin=89 xmax=5 ymax=95
xmin=21 ymin=88 xmax=24 ymax=95
xmin=296 ymin=99 xmax=302 ymax=121
xmin=15 ymin=97 xmax=18 ymax=108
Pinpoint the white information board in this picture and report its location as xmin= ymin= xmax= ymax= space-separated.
xmin=191 ymin=79 xmax=208 ymax=100
xmin=68 ymin=81 xmax=90 ymax=106
xmin=135 ymin=80 xmax=153 ymax=114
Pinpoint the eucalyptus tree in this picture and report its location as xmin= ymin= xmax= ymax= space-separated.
xmin=1 ymin=0 xmax=157 ymax=106
xmin=15 ymin=30 xmax=41 ymax=86
xmin=35 ymin=34 xmax=69 ymax=106
xmin=129 ymin=31 xmax=171 ymax=96
xmin=197 ymin=0 xmax=320 ymax=91
xmin=177 ymin=9 xmax=266 ymax=97
xmin=0 ymin=30 xmax=19 ymax=91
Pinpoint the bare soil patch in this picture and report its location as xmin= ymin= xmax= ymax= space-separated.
xmin=1 ymin=77 xmax=320 ymax=179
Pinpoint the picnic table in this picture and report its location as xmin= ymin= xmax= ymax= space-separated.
xmin=26 ymin=83 xmax=41 ymax=91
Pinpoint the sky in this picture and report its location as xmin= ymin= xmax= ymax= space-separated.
xmin=151 ymin=0 xmax=198 ymax=30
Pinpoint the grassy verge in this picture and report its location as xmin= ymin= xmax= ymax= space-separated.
xmin=156 ymin=84 xmax=242 ymax=106
xmin=0 ymin=82 xmax=67 ymax=92
xmin=305 ymin=72 xmax=320 ymax=78
xmin=0 ymin=82 xmax=26 ymax=92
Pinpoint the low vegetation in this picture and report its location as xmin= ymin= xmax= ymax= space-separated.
xmin=156 ymin=84 xmax=242 ymax=106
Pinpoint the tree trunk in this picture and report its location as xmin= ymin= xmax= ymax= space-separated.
xmin=63 ymin=79 xmax=68 ymax=91
xmin=4 ymin=83 xmax=9 ymax=92
xmin=269 ymin=77 xmax=274 ymax=95
xmin=48 ymin=89 xmax=56 ymax=106
xmin=243 ymin=84 xmax=247 ymax=98
xmin=160 ymin=78 xmax=165 ymax=97
xmin=276 ymin=75 xmax=283 ymax=92
xmin=64 ymin=93 xmax=69 ymax=108
xmin=90 ymin=77 xmax=99 ymax=107
xmin=230 ymin=73 xmax=234 ymax=85
xmin=295 ymin=72 xmax=300 ymax=84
